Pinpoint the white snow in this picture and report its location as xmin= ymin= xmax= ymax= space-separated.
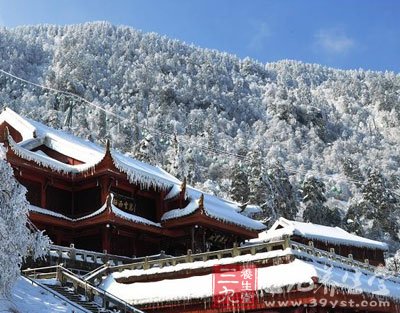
xmin=250 ymin=217 xmax=388 ymax=250
xmin=29 ymin=204 xmax=107 ymax=222
xmin=102 ymin=249 xmax=400 ymax=305
xmin=0 ymin=276 xmax=89 ymax=313
xmin=29 ymin=199 xmax=160 ymax=227
xmin=0 ymin=108 xmax=36 ymax=141
xmin=111 ymin=204 xmax=161 ymax=227
xmin=1 ymin=108 xmax=181 ymax=189
xmin=29 ymin=205 xmax=74 ymax=221
xmin=112 ymin=248 xmax=292 ymax=279
xmin=102 ymin=256 xmax=400 ymax=305
xmin=164 ymin=183 xmax=181 ymax=200
xmin=162 ymin=186 xmax=266 ymax=231
xmin=161 ymin=197 xmax=199 ymax=220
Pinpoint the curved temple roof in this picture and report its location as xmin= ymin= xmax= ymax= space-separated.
xmin=1 ymin=108 xmax=265 ymax=232
xmin=101 ymin=247 xmax=400 ymax=305
xmin=250 ymin=217 xmax=388 ymax=250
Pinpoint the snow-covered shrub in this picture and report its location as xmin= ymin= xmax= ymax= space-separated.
xmin=0 ymin=145 xmax=50 ymax=296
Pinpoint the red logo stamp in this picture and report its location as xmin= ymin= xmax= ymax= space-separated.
xmin=212 ymin=264 xmax=257 ymax=308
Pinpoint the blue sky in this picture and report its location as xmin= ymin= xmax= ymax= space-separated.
xmin=0 ymin=0 xmax=399 ymax=72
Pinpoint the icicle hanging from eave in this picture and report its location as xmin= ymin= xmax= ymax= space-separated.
xmin=8 ymin=134 xmax=77 ymax=174
xmin=111 ymin=153 xmax=174 ymax=192
xmin=7 ymin=133 xmax=100 ymax=175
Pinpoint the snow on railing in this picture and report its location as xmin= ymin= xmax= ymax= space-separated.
xmin=94 ymin=238 xmax=291 ymax=280
xmin=24 ymin=265 xmax=145 ymax=313
xmin=48 ymin=244 xmax=136 ymax=269
xmin=289 ymin=241 xmax=400 ymax=278
xmin=22 ymin=273 xmax=92 ymax=313
xmin=87 ymin=237 xmax=391 ymax=283
xmin=57 ymin=266 xmax=145 ymax=313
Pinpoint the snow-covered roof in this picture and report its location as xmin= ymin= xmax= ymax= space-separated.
xmin=101 ymin=248 xmax=400 ymax=305
xmin=29 ymin=201 xmax=160 ymax=227
xmin=250 ymin=217 xmax=388 ymax=250
xmin=1 ymin=108 xmax=181 ymax=188
xmin=162 ymin=187 xmax=266 ymax=231
xmin=1 ymin=108 xmax=264 ymax=231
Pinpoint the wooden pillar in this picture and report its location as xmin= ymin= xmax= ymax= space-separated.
xmin=190 ymin=226 xmax=195 ymax=252
xmin=202 ymin=228 xmax=206 ymax=252
xmin=41 ymin=181 xmax=47 ymax=208
xmin=102 ymin=226 xmax=111 ymax=254
xmin=100 ymin=176 xmax=109 ymax=204
xmin=71 ymin=187 xmax=75 ymax=217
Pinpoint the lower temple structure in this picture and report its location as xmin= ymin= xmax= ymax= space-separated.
xmin=97 ymin=238 xmax=400 ymax=313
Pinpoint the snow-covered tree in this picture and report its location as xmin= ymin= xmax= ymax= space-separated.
xmin=346 ymin=169 xmax=399 ymax=244
xmin=229 ymin=161 xmax=250 ymax=203
xmin=266 ymin=161 xmax=298 ymax=220
xmin=302 ymin=176 xmax=341 ymax=226
xmin=0 ymin=146 xmax=50 ymax=296
xmin=386 ymin=250 xmax=400 ymax=273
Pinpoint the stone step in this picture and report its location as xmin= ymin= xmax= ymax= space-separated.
xmin=43 ymin=284 xmax=107 ymax=313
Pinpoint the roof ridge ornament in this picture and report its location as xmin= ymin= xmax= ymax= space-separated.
xmin=96 ymin=138 xmax=115 ymax=168
xmin=238 ymin=200 xmax=249 ymax=213
xmin=105 ymin=139 xmax=111 ymax=154
xmin=2 ymin=126 xmax=10 ymax=145
xmin=181 ymin=177 xmax=187 ymax=192
xmin=198 ymin=193 xmax=205 ymax=215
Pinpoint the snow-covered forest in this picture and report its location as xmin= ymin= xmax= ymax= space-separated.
xmin=0 ymin=22 xmax=399 ymax=250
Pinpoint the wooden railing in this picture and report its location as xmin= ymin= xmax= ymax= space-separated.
xmin=85 ymin=237 xmax=391 ymax=284
xmin=114 ymin=238 xmax=289 ymax=271
xmin=84 ymin=238 xmax=291 ymax=284
xmin=24 ymin=243 xmax=173 ymax=276
xmin=24 ymin=239 xmax=398 ymax=311
xmin=23 ymin=265 xmax=145 ymax=313
xmin=22 ymin=264 xmax=59 ymax=280
xmin=290 ymin=241 xmax=377 ymax=272
xmin=23 ymin=274 xmax=92 ymax=313
xmin=48 ymin=244 xmax=135 ymax=267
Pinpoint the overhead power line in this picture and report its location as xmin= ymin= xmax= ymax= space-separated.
xmin=1 ymin=67 xmax=399 ymax=197
xmin=0 ymin=68 xmax=249 ymax=161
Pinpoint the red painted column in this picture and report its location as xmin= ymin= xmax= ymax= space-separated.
xmin=100 ymin=176 xmax=109 ymax=204
xmin=102 ymin=226 xmax=111 ymax=254
xmin=41 ymin=181 xmax=47 ymax=208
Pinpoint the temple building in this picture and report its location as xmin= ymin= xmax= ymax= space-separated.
xmin=248 ymin=217 xmax=388 ymax=266
xmin=0 ymin=108 xmax=266 ymax=257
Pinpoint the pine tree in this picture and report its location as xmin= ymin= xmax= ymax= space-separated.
xmin=230 ymin=161 xmax=250 ymax=203
xmin=0 ymin=146 xmax=50 ymax=295
xmin=248 ymin=150 xmax=266 ymax=206
xmin=302 ymin=176 xmax=341 ymax=226
xmin=133 ymin=134 xmax=160 ymax=166
xmin=247 ymin=150 xmax=274 ymax=222
xmin=266 ymin=161 xmax=298 ymax=220
xmin=386 ymin=250 xmax=400 ymax=273
xmin=362 ymin=169 xmax=398 ymax=241
xmin=342 ymin=157 xmax=364 ymax=188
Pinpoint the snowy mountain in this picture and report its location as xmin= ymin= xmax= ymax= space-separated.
xmin=0 ymin=22 xmax=399 ymax=249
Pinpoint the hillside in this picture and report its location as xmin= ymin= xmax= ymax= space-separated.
xmin=0 ymin=22 xmax=399 ymax=249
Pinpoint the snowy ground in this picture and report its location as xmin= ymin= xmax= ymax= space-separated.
xmin=0 ymin=276 xmax=86 ymax=313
